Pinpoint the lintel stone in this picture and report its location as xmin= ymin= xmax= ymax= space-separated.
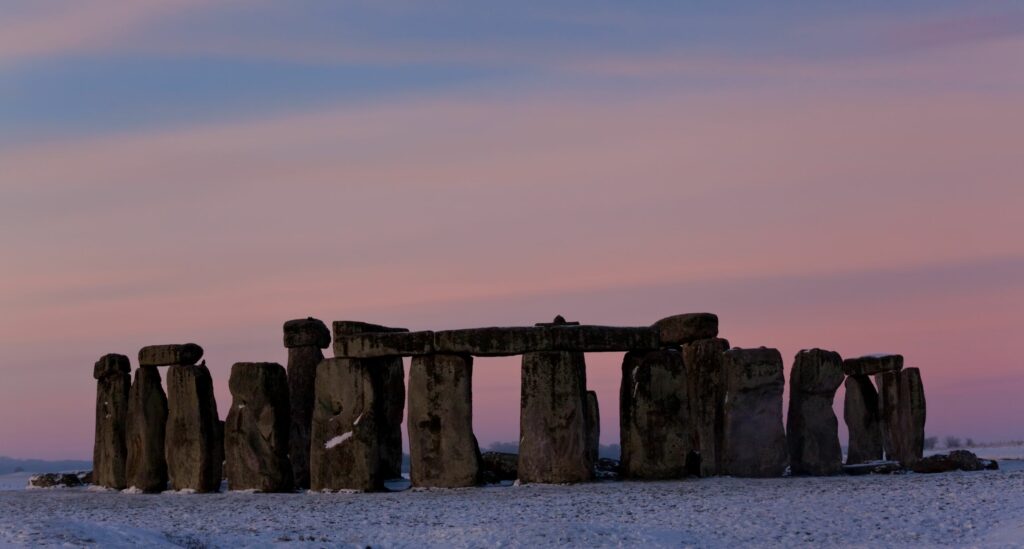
xmin=843 ymin=354 xmax=903 ymax=376
xmin=139 ymin=344 xmax=203 ymax=367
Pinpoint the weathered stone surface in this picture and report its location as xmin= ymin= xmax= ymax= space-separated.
xmin=877 ymin=367 xmax=926 ymax=466
xmin=843 ymin=354 xmax=903 ymax=377
xmin=682 ymin=337 xmax=730 ymax=477
xmin=372 ymin=356 xmax=405 ymax=480
xmin=786 ymin=349 xmax=845 ymax=476
xmin=138 ymin=344 xmax=203 ymax=367
xmin=165 ymin=362 xmax=222 ymax=492
xmin=335 ymin=330 xmax=435 ymax=358
xmin=310 ymin=358 xmax=382 ymax=492
xmin=126 ymin=365 xmax=168 ymax=492
xmin=408 ymin=354 xmax=480 ymax=488
xmin=844 ymin=375 xmax=883 ymax=464
xmin=283 ymin=318 xmax=331 ymax=349
xmin=285 ymin=345 xmax=322 ymax=490
xmin=480 ymin=451 xmax=518 ymax=483
xmin=653 ymin=313 xmax=719 ymax=346
xmin=619 ymin=349 xmax=692 ymax=479
xmin=333 ymin=320 xmax=410 ymax=337
xmin=518 ymin=351 xmax=591 ymax=484
xmin=721 ymin=347 xmax=788 ymax=477
xmin=93 ymin=354 xmax=131 ymax=490
xmin=585 ymin=390 xmax=600 ymax=469
xmin=225 ymin=362 xmax=292 ymax=492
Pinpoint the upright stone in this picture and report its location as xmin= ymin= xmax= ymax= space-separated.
xmin=585 ymin=391 xmax=600 ymax=469
xmin=93 ymin=354 xmax=131 ymax=490
xmin=876 ymin=367 xmax=926 ymax=466
xmin=408 ymin=354 xmax=480 ymax=488
xmin=721 ymin=347 xmax=788 ymax=477
xmin=310 ymin=358 xmax=382 ymax=491
xmin=786 ymin=349 xmax=845 ymax=476
xmin=682 ymin=337 xmax=730 ymax=476
xmin=844 ymin=375 xmax=883 ymax=464
xmin=166 ymin=362 xmax=222 ymax=492
xmin=126 ymin=365 xmax=168 ymax=492
xmin=224 ymin=362 xmax=293 ymax=492
xmin=283 ymin=317 xmax=330 ymax=489
xmin=519 ymin=351 xmax=591 ymax=483
xmin=619 ymin=348 xmax=691 ymax=479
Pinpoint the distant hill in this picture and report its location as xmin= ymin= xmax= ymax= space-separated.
xmin=0 ymin=456 xmax=91 ymax=474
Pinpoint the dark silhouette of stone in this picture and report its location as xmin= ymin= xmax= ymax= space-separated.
xmin=93 ymin=354 xmax=131 ymax=490
xmin=283 ymin=317 xmax=331 ymax=349
xmin=29 ymin=473 xmax=84 ymax=488
xmin=310 ymin=358 xmax=382 ymax=492
xmin=126 ymin=365 xmax=168 ymax=492
xmin=843 ymin=460 xmax=903 ymax=475
xmin=165 ymin=362 xmax=222 ymax=492
xmin=619 ymin=349 xmax=692 ymax=479
xmin=283 ymin=317 xmax=330 ymax=489
xmin=652 ymin=313 xmax=718 ymax=347
xmin=585 ymin=390 xmax=600 ymax=469
xmin=912 ymin=450 xmax=994 ymax=473
xmin=877 ymin=367 xmax=926 ymax=466
xmin=518 ymin=351 xmax=591 ymax=484
xmin=682 ymin=337 xmax=730 ymax=476
xmin=408 ymin=354 xmax=480 ymax=488
xmin=481 ymin=451 xmax=518 ymax=483
xmin=844 ymin=375 xmax=883 ymax=464
xmin=843 ymin=354 xmax=903 ymax=377
xmin=786 ymin=349 xmax=845 ymax=476
xmin=138 ymin=344 xmax=203 ymax=367
xmin=721 ymin=347 xmax=787 ymax=477
xmin=225 ymin=362 xmax=292 ymax=492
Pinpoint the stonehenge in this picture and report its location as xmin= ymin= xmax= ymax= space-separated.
xmin=225 ymin=362 xmax=293 ymax=492
xmin=93 ymin=311 xmax=936 ymax=496
xmin=93 ymin=354 xmax=131 ymax=490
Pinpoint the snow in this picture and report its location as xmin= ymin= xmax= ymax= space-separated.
xmin=324 ymin=432 xmax=353 ymax=449
xmin=1 ymin=463 xmax=1024 ymax=547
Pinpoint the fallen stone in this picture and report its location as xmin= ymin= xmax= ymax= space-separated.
xmin=594 ymin=458 xmax=621 ymax=479
xmin=28 ymin=473 xmax=84 ymax=489
xmin=652 ymin=313 xmax=719 ymax=346
xmin=165 ymin=362 xmax=223 ymax=492
xmin=844 ymin=375 xmax=883 ymax=464
xmin=224 ymin=362 xmax=293 ymax=492
xmin=126 ymin=365 xmax=168 ymax=492
xmin=682 ymin=337 xmax=730 ymax=476
xmin=585 ymin=390 xmax=600 ymax=470
xmin=283 ymin=317 xmax=331 ymax=349
xmin=408 ymin=354 xmax=481 ymax=488
xmin=842 ymin=460 xmax=904 ymax=476
xmin=619 ymin=349 xmax=692 ymax=479
xmin=138 ymin=344 xmax=203 ymax=367
xmin=480 ymin=451 xmax=518 ymax=483
xmin=310 ymin=358 xmax=382 ymax=492
xmin=786 ymin=349 xmax=845 ymax=476
xmin=285 ymin=345 xmax=323 ymax=490
xmin=93 ymin=354 xmax=131 ymax=490
xmin=912 ymin=450 xmax=992 ymax=474
xmin=721 ymin=347 xmax=788 ymax=477
xmin=843 ymin=354 xmax=903 ymax=377
xmin=519 ymin=351 xmax=591 ymax=484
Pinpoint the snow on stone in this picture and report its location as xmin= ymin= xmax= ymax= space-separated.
xmin=324 ymin=431 xmax=353 ymax=449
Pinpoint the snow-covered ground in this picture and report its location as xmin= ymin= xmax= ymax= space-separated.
xmin=1 ymin=459 xmax=1023 ymax=547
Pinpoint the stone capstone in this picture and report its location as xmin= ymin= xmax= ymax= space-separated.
xmin=165 ymin=362 xmax=223 ymax=492
xmin=225 ymin=362 xmax=293 ymax=492
xmin=126 ymin=365 xmax=168 ymax=492
xmin=408 ymin=354 xmax=481 ymax=488
xmin=844 ymin=375 xmax=883 ymax=464
xmin=518 ymin=351 xmax=591 ymax=484
xmin=786 ymin=349 xmax=845 ymax=476
xmin=310 ymin=358 xmax=382 ymax=492
xmin=619 ymin=349 xmax=692 ymax=479
xmin=843 ymin=354 xmax=903 ymax=377
xmin=283 ymin=318 xmax=331 ymax=349
xmin=93 ymin=353 xmax=131 ymax=490
xmin=682 ymin=337 xmax=730 ymax=477
xmin=652 ymin=313 xmax=719 ymax=347
xmin=721 ymin=347 xmax=788 ymax=477
xmin=138 ymin=344 xmax=203 ymax=367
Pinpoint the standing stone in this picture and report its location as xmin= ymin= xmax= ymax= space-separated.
xmin=408 ymin=354 xmax=480 ymax=488
xmin=310 ymin=358 xmax=381 ymax=491
xmin=876 ymin=367 xmax=927 ymax=466
xmin=519 ymin=351 xmax=591 ymax=484
xmin=844 ymin=375 xmax=883 ymax=464
xmin=166 ymin=362 xmax=222 ymax=492
xmin=721 ymin=348 xmax=788 ymax=477
xmin=619 ymin=348 xmax=692 ymax=479
xmin=585 ymin=391 xmax=600 ymax=469
xmin=126 ymin=365 xmax=168 ymax=492
xmin=283 ymin=317 xmax=330 ymax=490
xmin=786 ymin=349 xmax=845 ymax=476
xmin=93 ymin=354 xmax=131 ymax=490
xmin=682 ymin=338 xmax=730 ymax=477
xmin=225 ymin=362 xmax=293 ymax=492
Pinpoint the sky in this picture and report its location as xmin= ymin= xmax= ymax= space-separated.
xmin=1 ymin=0 xmax=1023 ymax=460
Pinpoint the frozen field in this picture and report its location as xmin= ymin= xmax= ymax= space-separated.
xmin=1 ymin=461 xmax=1023 ymax=548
